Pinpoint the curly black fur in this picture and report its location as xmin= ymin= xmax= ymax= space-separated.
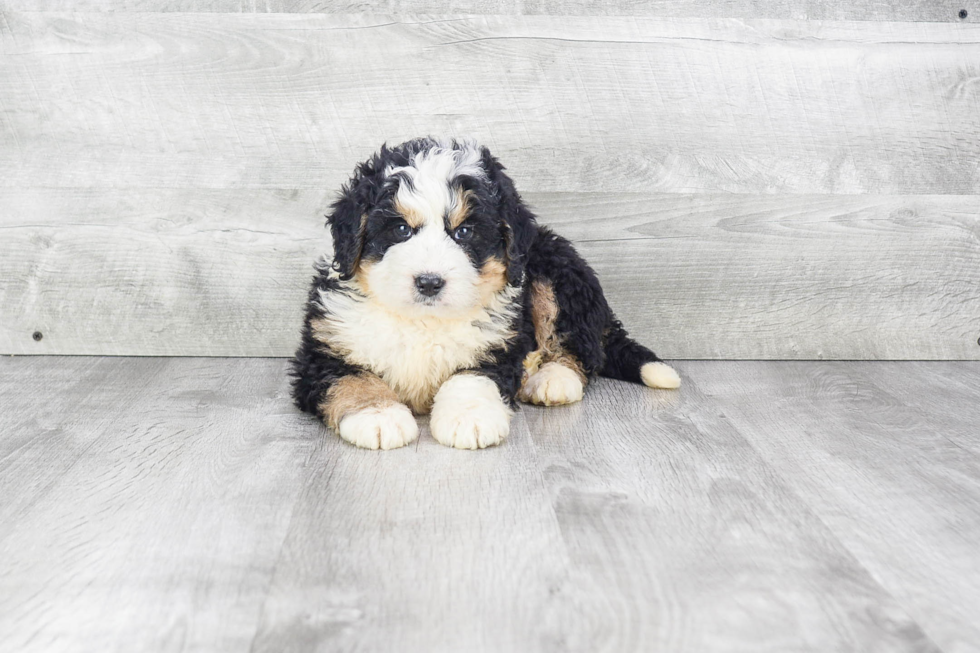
xmin=290 ymin=267 xmax=364 ymax=417
xmin=290 ymin=138 xmax=665 ymax=423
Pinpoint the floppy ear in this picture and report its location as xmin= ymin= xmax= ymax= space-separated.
xmin=327 ymin=147 xmax=397 ymax=279
xmin=326 ymin=183 xmax=366 ymax=281
xmin=481 ymin=146 xmax=537 ymax=285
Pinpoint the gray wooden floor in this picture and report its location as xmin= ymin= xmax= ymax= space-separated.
xmin=1 ymin=357 xmax=978 ymax=653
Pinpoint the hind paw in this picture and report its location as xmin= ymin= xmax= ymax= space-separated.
xmin=520 ymin=362 xmax=585 ymax=406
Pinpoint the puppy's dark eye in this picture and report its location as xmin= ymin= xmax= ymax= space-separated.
xmin=452 ymin=225 xmax=473 ymax=242
xmin=393 ymin=223 xmax=413 ymax=240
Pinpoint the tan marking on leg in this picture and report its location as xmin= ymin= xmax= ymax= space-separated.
xmin=527 ymin=279 xmax=559 ymax=370
xmin=520 ymin=279 xmax=589 ymax=399
xmin=319 ymin=372 xmax=400 ymax=430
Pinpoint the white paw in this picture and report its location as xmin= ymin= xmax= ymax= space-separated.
xmin=520 ymin=362 xmax=585 ymax=406
xmin=337 ymin=403 xmax=419 ymax=450
xmin=640 ymin=362 xmax=681 ymax=389
xmin=430 ymin=375 xmax=512 ymax=450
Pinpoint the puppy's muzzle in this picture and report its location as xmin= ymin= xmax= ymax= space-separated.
xmin=414 ymin=273 xmax=446 ymax=297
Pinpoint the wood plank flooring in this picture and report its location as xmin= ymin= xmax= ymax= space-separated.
xmin=1 ymin=357 xmax=978 ymax=652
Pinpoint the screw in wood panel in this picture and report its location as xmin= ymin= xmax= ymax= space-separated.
xmin=960 ymin=9 xmax=969 ymax=19
xmin=32 ymin=331 xmax=43 ymax=342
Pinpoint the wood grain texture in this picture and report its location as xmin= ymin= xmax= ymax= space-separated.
xmin=0 ymin=0 xmax=975 ymax=22
xmin=0 ymin=357 xmax=317 ymax=653
xmin=522 ymin=379 xmax=939 ymax=652
xmin=6 ymin=357 xmax=980 ymax=651
xmin=0 ymin=188 xmax=330 ymax=356
xmin=250 ymin=414 xmax=586 ymax=653
xmin=548 ymin=193 xmax=980 ymax=360
xmin=3 ymin=188 xmax=978 ymax=358
xmin=842 ymin=361 xmax=980 ymax=456
xmin=688 ymin=360 xmax=980 ymax=653
xmin=2 ymin=13 xmax=979 ymax=194
xmin=0 ymin=356 xmax=169 ymax=529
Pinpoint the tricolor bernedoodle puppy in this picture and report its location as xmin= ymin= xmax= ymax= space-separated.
xmin=291 ymin=137 xmax=680 ymax=450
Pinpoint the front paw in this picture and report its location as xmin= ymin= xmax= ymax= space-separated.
xmin=430 ymin=374 xmax=512 ymax=450
xmin=337 ymin=403 xmax=419 ymax=450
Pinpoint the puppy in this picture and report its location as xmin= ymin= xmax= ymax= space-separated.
xmin=291 ymin=137 xmax=680 ymax=450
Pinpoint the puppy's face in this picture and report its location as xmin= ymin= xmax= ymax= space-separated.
xmin=330 ymin=141 xmax=527 ymax=318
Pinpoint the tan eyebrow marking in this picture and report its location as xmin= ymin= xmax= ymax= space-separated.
xmin=447 ymin=189 xmax=473 ymax=230
xmin=393 ymin=198 xmax=426 ymax=229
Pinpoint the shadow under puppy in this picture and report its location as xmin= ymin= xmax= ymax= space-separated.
xmin=291 ymin=137 xmax=680 ymax=450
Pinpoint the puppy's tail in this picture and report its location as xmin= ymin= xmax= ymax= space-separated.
xmin=599 ymin=320 xmax=681 ymax=389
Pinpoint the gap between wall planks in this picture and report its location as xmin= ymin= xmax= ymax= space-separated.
xmin=1 ymin=13 xmax=979 ymax=359
xmin=2 ymin=188 xmax=977 ymax=359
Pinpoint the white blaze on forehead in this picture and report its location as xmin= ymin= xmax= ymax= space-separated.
xmin=385 ymin=143 xmax=485 ymax=228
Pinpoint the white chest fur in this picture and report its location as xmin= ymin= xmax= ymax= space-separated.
xmin=313 ymin=284 xmax=519 ymax=413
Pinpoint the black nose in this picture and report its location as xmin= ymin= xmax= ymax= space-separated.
xmin=415 ymin=273 xmax=445 ymax=297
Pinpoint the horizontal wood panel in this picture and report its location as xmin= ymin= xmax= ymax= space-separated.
xmin=557 ymin=194 xmax=980 ymax=360
xmin=2 ymin=14 xmax=979 ymax=193
xmin=0 ymin=188 xmax=330 ymax=356
xmin=3 ymin=188 xmax=977 ymax=359
xmin=0 ymin=1 xmax=975 ymax=22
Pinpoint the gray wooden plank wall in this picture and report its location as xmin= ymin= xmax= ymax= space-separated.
xmin=1 ymin=9 xmax=978 ymax=358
